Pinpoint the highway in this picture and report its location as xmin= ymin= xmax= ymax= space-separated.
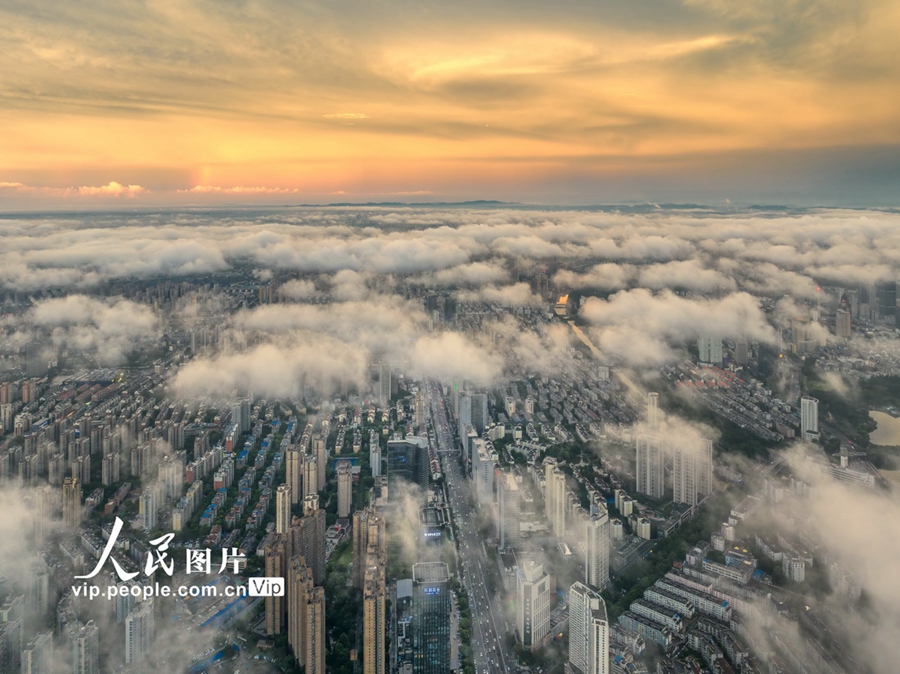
xmin=427 ymin=381 xmax=514 ymax=674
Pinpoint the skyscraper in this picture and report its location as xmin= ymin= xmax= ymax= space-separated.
xmin=585 ymin=509 xmax=610 ymax=591
xmin=697 ymin=334 xmax=723 ymax=364
xmin=363 ymin=553 xmax=387 ymax=674
xmin=672 ymin=439 xmax=713 ymax=506
xmin=313 ymin=437 xmax=327 ymax=491
xmin=516 ymin=560 xmax=551 ymax=651
xmin=287 ymin=557 xmax=313 ymax=665
xmin=290 ymin=498 xmax=326 ymax=585
xmin=62 ymin=476 xmax=82 ymax=528
xmin=836 ymin=309 xmax=852 ymax=338
xmin=801 ymin=396 xmax=819 ymax=441
xmin=568 ymin=582 xmax=609 ymax=674
xmin=303 ymin=455 xmax=318 ymax=500
xmin=286 ymin=446 xmax=302 ymax=505
xmin=369 ymin=431 xmax=382 ymax=477
xmin=276 ymin=484 xmax=291 ymax=534
xmin=72 ymin=621 xmax=99 ymax=674
xmin=635 ymin=436 xmax=664 ymax=499
xmin=305 ymin=587 xmax=326 ymax=674
xmin=470 ymin=392 xmax=489 ymax=434
xmin=544 ymin=459 xmax=567 ymax=537
xmin=124 ymin=600 xmax=154 ymax=665
xmin=264 ymin=536 xmax=288 ymax=635
xmin=387 ymin=437 xmax=430 ymax=489
xmin=353 ymin=508 xmax=385 ymax=590
xmin=336 ymin=460 xmax=352 ymax=518
xmin=412 ymin=562 xmax=451 ymax=674
xmin=378 ymin=361 xmax=392 ymax=406
xmin=139 ymin=490 xmax=157 ymax=532
xmin=647 ymin=392 xmax=659 ymax=428
xmin=498 ymin=471 xmax=520 ymax=550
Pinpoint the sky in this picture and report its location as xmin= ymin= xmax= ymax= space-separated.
xmin=1 ymin=0 xmax=899 ymax=207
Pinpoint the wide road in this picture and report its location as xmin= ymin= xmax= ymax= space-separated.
xmin=427 ymin=382 xmax=514 ymax=674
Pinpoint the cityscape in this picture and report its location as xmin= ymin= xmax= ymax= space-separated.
xmin=1 ymin=206 xmax=900 ymax=674
xmin=2 ymin=0 xmax=900 ymax=673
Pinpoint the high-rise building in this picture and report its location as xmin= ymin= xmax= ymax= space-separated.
xmin=457 ymin=393 xmax=472 ymax=447
xmin=544 ymin=460 xmax=567 ymax=537
xmin=498 ymin=472 xmax=520 ymax=549
xmin=124 ymin=600 xmax=154 ymax=664
xmin=378 ymin=361 xmax=392 ymax=406
xmin=387 ymin=437 xmax=430 ymax=490
xmin=876 ymin=281 xmax=897 ymax=325
xmin=139 ymin=490 xmax=157 ymax=532
xmin=801 ymin=396 xmax=819 ymax=441
xmin=568 ymin=582 xmax=609 ymax=674
xmin=303 ymin=455 xmax=318 ymax=500
xmin=62 ymin=476 xmax=82 ymax=528
xmin=697 ymin=334 xmax=723 ymax=364
xmin=276 ymin=484 xmax=291 ymax=534
xmin=516 ymin=560 xmax=552 ymax=651
xmin=472 ymin=439 xmax=497 ymax=506
xmin=264 ymin=536 xmax=288 ymax=635
xmin=585 ymin=509 xmax=610 ymax=591
xmin=369 ymin=431 xmax=382 ymax=478
xmin=412 ymin=562 xmax=451 ymax=674
xmin=313 ymin=437 xmax=326 ymax=491
xmin=305 ymin=587 xmax=326 ymax=674
xmin=290 ymin=501 xmax=326 ymax=585
xmin=363 ymin=552 xmax=387 ymax=674
xmin=647 ymin=392 xmax=659 ymax=429
xmin=836 ymin=309 xmax=852 ymax=338
xmin=287 ymin=557 xmax=314 ymax=665
xmin=471 ymin=392 xmax=489 ymax=434
xmin=337 ymin=460 xmax=352 ymax=518
xmin=672 ymin=439 xmax=713 ymax=506
xmin=286 ymin=447 xmax=302 ymax=505
xmin=21 ymin=631 xmax=53 ymax=674
xmin=734 ymin=339 xmax=750 ymax=365
xmin=72 ymin=621 xmax=99 ymax=674
xmin=635 ymin=436 xmax=664 ymax=499
xmin=353 ymin=509 xmax=385 ymax=590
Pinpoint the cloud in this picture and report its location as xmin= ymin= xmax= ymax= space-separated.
xmin=278 ymin=278 xmax=317 ymax=299
xmin=430 ymin=261 xmax=510 ymax=286
xmin=580 ymin=289 xmax=775 ymax=366
xmin=553 ymin=263 xmax=633 ymax=290
xmin=638 ymin=259 xmax=736 ymax=292
xmin=322 ymin=112 xmax=369 ymax=119
xmin=409 ymin=332 xmax=502 ymax=386
xmin=458 ymin=282 xmax=542 ymax=306
xmin=76 ymin=181 xmax=146 ymax=197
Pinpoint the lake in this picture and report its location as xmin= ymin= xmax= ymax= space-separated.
xmin=869 ymin=410 xmax=900 ymax=446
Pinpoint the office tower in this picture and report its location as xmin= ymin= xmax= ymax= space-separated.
xmin=412 ymin=562 xmax=451 ymax=674
xmin=289 ymin=502 xmax=326 ymax=585
xmin=457 ymin=393 xmax=472 ymax=446
xmin=369 ymin=431 xmax=382 ymax=478
xmin=498 ymin=472 xmax=520 ymax=549
xmin=0 ymin=602 xmax=22 ymax=674
xmin=516 ymin=560 xmax=551 ymax=651
xmin=471 ymin=392 xmax=489 ymax=434
xmin=801 ymin=396 xmax=819 ymax=441
xmin=569 ymin=583 xmax=609 ymax=674
xmin=337 ymin=460 xmax=352 ymax=518
xmin=72 ymin=621 xmax=99 ymax=674
xmin=635 ymin=436 xmax=664 ymax=499
xmin=387 ymin=437 xmax=430 ymax=489
xmin=836 ymin=309 xmax=851 ymax=338
xmin=734 ymin=339 xmax=749 ymax=365
xmin=544 ymin=459 xmax=567 ymax=537
xmin=62 ymin=476 xmax=82 ymax=528
xmin=363 ymin=551 xmax=387 ymax=674
xmin=378 ymin=361 xmax=392 ymax=406
xmin=287 ymin=557 xmax=314 ymax=663
xmin=264 ymin=536 xmax=288 ymax=635
xmin=303 ymin=455 xmax=318 ymax=500
xmin=646 ymin=392 xmax=659 ymax=429
xmin=140 ymin=490 xmax=156 ymax=532
xmin=124 ymin=600 xmax=154 ymax=665
xmin=672 ymin=439 xmax=713 ymax=506
xmin=698 ymin=334 xmax=723 ymax=364
xmin=21 ymin=631 xmax=53 ymax=674
xmin=305 ymin=587 xmax=326 ymax=674
xmin=25 ymin=342 xmax=48 ymax=377
xmin=276 ymin=484 xmax=291 ymax=534
xmin=313 ymin=437 xmax=326 ymax=491
xmin=33 ymin=485 xmax=52 ymax=545
xmin=286 ymin=447 xmax=302 ymax=505
xmin=585 ymin=509 xmax=610 ymax=591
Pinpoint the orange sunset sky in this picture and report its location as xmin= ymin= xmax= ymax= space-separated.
xmin=1 ymin=0 xmax=899 ymax=207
